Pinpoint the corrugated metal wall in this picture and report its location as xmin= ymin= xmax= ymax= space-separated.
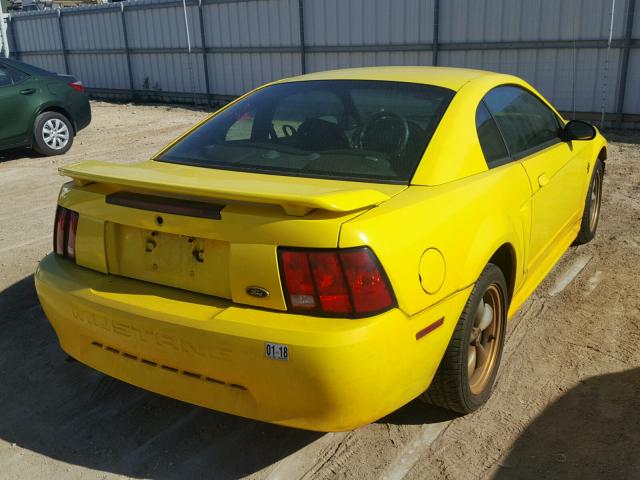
xmin=304 ymin=0 xmax=435 ymax=74
xmin=625 ymin=0 xmax=640 ymax=114
xmin=202 ymin=0 xmax=301 ymax=95
xmin=435 ymin=0 xmax=628 ymax=114
xmin=6 ymin=0 xmax=640 ymax=123
xmin=63 ymin=6 xmax=129 ymax=90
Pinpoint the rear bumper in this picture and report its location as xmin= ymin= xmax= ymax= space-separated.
xmin=35 ymin=254 xmax=471 ymax=431
xmin=73 ymin=97 xmax=91 ymax=132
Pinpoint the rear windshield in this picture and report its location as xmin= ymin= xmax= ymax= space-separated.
xmin=4 ymin=58 xmax=55 ymax=76
xmin=158 ymin=80 xmax=454 ymax=184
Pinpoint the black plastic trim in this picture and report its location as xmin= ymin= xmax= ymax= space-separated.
xmin=106 ymin=191 xmax=224 ymax=220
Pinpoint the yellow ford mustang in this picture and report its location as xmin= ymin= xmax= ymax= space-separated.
xmin=35 ymin=67 xmax=606 ymax=431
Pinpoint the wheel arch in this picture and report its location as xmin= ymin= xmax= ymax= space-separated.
xmin=458 ymin=214 xmax=523 ymax=310
xmin=597 ymin=145 xmax=607 ymax=173
xmin=488 ymin=243 xmax=517 ymax=304
xmin=33 ymin=104 xmax=77 ymax=135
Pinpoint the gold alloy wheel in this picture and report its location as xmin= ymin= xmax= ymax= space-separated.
xmin=467 ymin=284 xmax=504 ymax=395
xmin=589 ymin=167 xmax=603 ymax=232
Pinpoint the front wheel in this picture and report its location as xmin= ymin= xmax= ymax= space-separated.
xmin=33 ymin=112 xmax=74 ymax=156
xmin=421 ymin=263 xmax=507 ymax=413
xmin=576 ymin=159 xmax=604 ymax=244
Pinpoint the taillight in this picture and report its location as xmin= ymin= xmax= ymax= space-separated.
xmin=53 ymin=206 xmax=79 ymax=261
xmin=280 ymin=251 xmax=316 ymax=309
xmin=67 ymin=80 xmax=85 ymax=93
xmin=279 ymin=247 xmax=395 ymax=318
xmin=309 ymin=252 xmax=351 ymax=313
xmin=54 ymin=206 xmax=66 ymax=255
xmin=341 ymin=249 xmax=394 ymax=313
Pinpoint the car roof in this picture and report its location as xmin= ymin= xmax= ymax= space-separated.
xmin=275 ymin=66 xmax=508 ymax=91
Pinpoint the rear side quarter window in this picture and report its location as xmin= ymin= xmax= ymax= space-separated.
xmin=9 ymin=67 xmax=30 ymax=84
xmin=476 ymin=101 xmax=510 ymax=168
xmin=482 ymin=85 xmax=561 ymax=160
xmin=0 ymin=66 xmax=11 ymax=87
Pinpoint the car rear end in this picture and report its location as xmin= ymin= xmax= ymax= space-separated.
xmin=46 ymin=75 xmax=91 ymax=132
xmin=34 ymin=76 xmax=466 ymax=431
xmin=34 ymin=163 xmax=469 ymax=431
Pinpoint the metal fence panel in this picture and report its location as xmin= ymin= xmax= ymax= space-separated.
xmin=439 ymin=0 xmax=628 ymax=43
xmin=12 ymin=14 xmax=61 ymax=52
xmin=304 ymin=0 xmax=434 ymax=46
xmin=207 ymin=52 xmax=301 ymax=95
xmin=68 ymin=52 xmax=129 ymax=89
xmin=624 ymin=49 xmax=640 ymax=113
xmin=61 ymin=7 xmax=124 ymax=50
xmin=126 ymin=3 xmax=201 ymax=49
xmin=202 ymin=0 xmax=299 ymax=47
xmin=130 ymin=51 xmax=206 ymax=92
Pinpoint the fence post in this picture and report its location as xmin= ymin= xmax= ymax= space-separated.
xmin=432 ymin=0 xmax=440 ymax=66
xmin=298 ymin=0 xmax=306 ymax=74
xmin=120 ymin=2 xmax=135 ymax=101
xmin=57 ymin=9 xmax=70 ymax=74
xmin=1 ymin=3 xmax=9 ymax=58
xmin=198 ymin=0 xmax=212 ymax=107
xmin=8 ymin=16 xmax=17 ymax=60
xmin=615 ymin=0 xmax=636 ymax=128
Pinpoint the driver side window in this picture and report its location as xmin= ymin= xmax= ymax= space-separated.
xmin=482 ymin=85 xmax=561 ymax=159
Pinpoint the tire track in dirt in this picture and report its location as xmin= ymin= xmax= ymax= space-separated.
xmin=301 ymin=432 xmax=359 ymax=480
xmin=265 ymin=433 xmax=350 ymax=480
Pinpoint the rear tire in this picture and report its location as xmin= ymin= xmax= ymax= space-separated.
xmin=576 ymin=159 xmax=604 ymax=245
xmin=33 ymin=112 xmax=74 ymax=156
xmin=421 ymin=263 xmax=507 ymax=413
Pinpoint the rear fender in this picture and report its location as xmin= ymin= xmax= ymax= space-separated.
xmin=339 ymin=163 xmax=531 ymax=317
xmin=33 ymin=102 xmax=76 ymax=134
xmin=458 ymin=214 xmax=524 ymax=304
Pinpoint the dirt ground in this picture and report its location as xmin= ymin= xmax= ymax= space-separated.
xmin=0 ymin=102 xmax=638 ymax=480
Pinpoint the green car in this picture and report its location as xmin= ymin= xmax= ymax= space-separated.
xmin=0 ymin=58 xmax=91 ymax=156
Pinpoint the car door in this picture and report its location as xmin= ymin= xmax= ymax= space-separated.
xmin=483 ymin=85 xmax=586 ymax=277
xmin=0 ymin=63 xmax=36 ymax=148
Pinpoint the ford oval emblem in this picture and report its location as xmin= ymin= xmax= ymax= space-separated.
xmin=246 ymin=286 xmax=270 ymax=298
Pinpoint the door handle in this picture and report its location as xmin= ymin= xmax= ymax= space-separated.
xmin=20 ymin=88 xmax=36 ymax=95
xmin=538 ymin=173 xmax=550 ymax=187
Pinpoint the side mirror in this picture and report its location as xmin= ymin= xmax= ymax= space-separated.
xmin=562 ymin=120 xmax=596 ymax=141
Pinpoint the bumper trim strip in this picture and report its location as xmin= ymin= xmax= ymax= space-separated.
xmin=90 ymin=341 xmax=247 ymax=390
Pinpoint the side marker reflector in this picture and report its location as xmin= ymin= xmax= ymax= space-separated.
xmin=416 ymin=317 xmax=445 ymax=340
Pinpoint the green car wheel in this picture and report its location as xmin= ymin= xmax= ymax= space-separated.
xmin=33 ymin=112 xmax=74 ymax=156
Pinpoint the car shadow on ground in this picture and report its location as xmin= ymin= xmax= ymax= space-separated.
xmin=380 ymin=398 xmax=459 ymax=425
xmin=0 ymin=275 xmax=320 ymax=479
xmin=0 ymin=147 xmax=41 ymax=163
xmin=0 ymin=274 xmax=449 ymax=479
xmin=493 ymin=367 xmax=640 ymax=479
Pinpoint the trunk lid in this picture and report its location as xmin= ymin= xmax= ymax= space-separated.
xmin=59 ymin=160 xmax=405 ymax=311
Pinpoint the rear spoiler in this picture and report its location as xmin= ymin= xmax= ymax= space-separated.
xmin=59 ymin=160 xmax=396 ymax=216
